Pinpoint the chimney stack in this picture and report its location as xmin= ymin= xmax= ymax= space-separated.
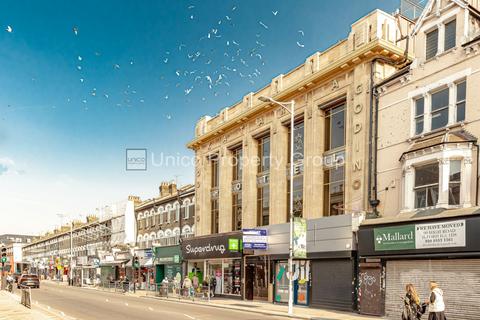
xmin=159 ymin=182 xmax=170 ymax=197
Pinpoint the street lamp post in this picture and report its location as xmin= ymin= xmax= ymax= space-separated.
xmin=70 ymin=221 xmax=73 ymax=286
xmin=259 ymin=96 xmax=295 ymax=316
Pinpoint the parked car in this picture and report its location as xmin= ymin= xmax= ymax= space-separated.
xmin=17 ymin=274 xmax=40 ymax=289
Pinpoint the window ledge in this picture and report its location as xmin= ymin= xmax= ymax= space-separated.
xmin=409 ymin=122 xmax=465 ymax=142
xmin=423 ymin=47 xmax=458 ymax=64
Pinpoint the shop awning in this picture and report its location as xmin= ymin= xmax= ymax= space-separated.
xmin=142 ymin=258 xmax=153 ymax=267
xmin=99 ymin=259 xmax=129 ymax=267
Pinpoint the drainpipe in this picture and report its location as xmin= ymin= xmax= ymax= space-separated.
xmin=476 ymin=143 xmax=479 ymax=206
xmin=368 ymin=29 xmax=411 ymax=218
xmin=368 ymin=59 xmax=381 ymax=218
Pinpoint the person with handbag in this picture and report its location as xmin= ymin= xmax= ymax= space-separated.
xmin=402 ymin=283 xmax=424 ymax=320
xmin=425 ymin=281 xmax=447 ymax=320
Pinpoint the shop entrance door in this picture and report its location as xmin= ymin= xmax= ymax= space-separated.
xmin=245 ymin=265 xmax=254 ymax=300
xmin=209 ymin=263 xmax=222 ymax=295
xmin=358 ymin=263 xmax=383 ymax=316
xmin=155 ymin=265 xmax=164 ymax=284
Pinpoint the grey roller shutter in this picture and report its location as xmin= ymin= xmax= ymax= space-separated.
xmin=426 ymin=29 xmax=438 ymax=60
xmin=310 ymin=259 xmax=354 ymax=311
xmin=385 ymin=259 xmax=480 ymax=320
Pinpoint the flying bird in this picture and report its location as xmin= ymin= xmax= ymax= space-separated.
xmin=259 ymin=21 xmax=269 ymax=29
xmin=6 ymin=25 xmax=13 ymax=33
xmin=272 ymin=11 xmax=278 ymax=16
xmin=298 ymin=30 xmax=305 ymax=36
xmin=72 ymin=26 xmax=78 ymax=36
xmin=297 ymin=41 xmax=305 ymax=48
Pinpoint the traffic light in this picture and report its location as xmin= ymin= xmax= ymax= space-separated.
xmin=133 ymin=256 xmax=140 ymax=269
xmin=1 ymin=246 xmax=7 ymax=268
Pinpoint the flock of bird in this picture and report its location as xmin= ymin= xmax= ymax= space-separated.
xmin=2 ymin=4 xmax=308 ymax=121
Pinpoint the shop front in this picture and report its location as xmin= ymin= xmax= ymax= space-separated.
xmin=134 ymin=248 xmax=155 ymax=290
xmin=248 ymin=214 xmax=359 ymax=311
xmin=181 ymin=232 xmax=243 ymax=298
xmin=153 ymin=245 xmax=182 ymax=284
xmin=99 ymin=251 xmax=132 ymax=283
xmin=358 ymin=210 xmax=480 ymax=320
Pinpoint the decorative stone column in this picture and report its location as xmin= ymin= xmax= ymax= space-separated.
xmin=437 ymin=158 xmax=450 ymax=208
xmin=242 ymin=134 xmax=258 ymax=228
xmin=462 ymin=157 xmax=473 ymax=207
xmin=403 ymin=165 xmax=415 ymax=211
xmin=270 ymin=117 xmax=288 ymax=224
xmin=219 ymin=146 xmax=233 ymax=233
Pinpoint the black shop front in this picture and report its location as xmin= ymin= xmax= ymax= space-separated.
xmin=358 ymin=209 xmax=480 ymax=320
xmin=181 ymin=232 xmax=243 ymax=298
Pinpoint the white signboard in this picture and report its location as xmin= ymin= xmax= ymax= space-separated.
xmin=415 ymin=219 xmax=466 ymax=249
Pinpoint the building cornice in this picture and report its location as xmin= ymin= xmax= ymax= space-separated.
xmin=187 ymin=39 xmax=409 ymax=150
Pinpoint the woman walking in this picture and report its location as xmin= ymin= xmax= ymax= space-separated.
xmin=425 ymin=281 xmax=447 ymax=320
xmin=402 ymin=283 xmax=423 ymax=320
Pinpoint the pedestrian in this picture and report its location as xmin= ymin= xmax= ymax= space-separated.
xmin=402 ymin=283 xmax=423 ymax=320
xmin=425 ymin=281 xmax=447 ymax=320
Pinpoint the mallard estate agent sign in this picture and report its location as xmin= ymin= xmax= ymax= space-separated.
xmin=374 ymin=220 xmax=466 ymax=251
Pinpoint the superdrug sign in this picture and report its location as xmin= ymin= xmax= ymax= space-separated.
xmin=181 ymin=232 xmax=243 ymax=260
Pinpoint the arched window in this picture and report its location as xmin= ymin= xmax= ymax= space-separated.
xmin=182 ymin=225 xmax=192 ymax=235
xmin=164 ymin=204 xmax=171 ymax=223
xmin=174 ymin=202 xmax=180 ymax=222
xmin=145 ymin=210 xmax=150 ymax=228
xmin=150 ymin=209 xmax=156 ymax=226
xmin=156 ymin=206 xmax=163 ymax=225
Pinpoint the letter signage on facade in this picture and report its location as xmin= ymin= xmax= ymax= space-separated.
xmin=374 ymin=225 xmax=415 ymax=251
xmin=374 ymin=220 xmax=466 ymax=251
xmin=181 ymin=232 xmax=243 ymax=260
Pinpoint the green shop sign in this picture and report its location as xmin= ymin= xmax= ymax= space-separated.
xmin=374 ymin=225 xmax=415 ymax=251
xmin=228 ymin=238 xmax=239 ymax=252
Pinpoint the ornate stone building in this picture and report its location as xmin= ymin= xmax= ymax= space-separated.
xmin=187 ymin=9 xmax=412 ymax=310
xmin=188 ymin=9 xmax=411 ymax=237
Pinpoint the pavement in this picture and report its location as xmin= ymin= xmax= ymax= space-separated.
xmin=24 ymin=281 xmax=292 ymax=320
xmin=0 ymin=290 xmax=66 ymax=320
xmin=43 ymin=280 xmax=382 ymax=320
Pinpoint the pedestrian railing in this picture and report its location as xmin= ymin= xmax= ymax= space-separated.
xmin=19 ymin=285 xmax=32 ymax=309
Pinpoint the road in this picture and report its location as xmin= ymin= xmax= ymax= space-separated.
xmin=15 ymin=281 xmax=291 ymax=320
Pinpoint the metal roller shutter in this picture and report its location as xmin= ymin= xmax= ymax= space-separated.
xmin=385 ymin=259 xmax=480 ymax=320
xmin=310 ymin=259 xmax=354 ymax=311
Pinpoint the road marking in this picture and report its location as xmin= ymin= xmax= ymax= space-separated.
xmin=184 ymin=314 xmax=195 ymax=319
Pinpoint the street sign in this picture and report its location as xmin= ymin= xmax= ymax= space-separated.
xmin=243 ymin=229 xmax=268 ymax=250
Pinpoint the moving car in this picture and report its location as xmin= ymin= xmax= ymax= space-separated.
xmin=17 ymin=274 xmax=40 ymax=289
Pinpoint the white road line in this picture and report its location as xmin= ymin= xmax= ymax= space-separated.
xmin=183 ymin=314 xmax=195 ymax=319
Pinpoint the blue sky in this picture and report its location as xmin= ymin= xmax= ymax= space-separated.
xmin=0 ymin=0 xmax=398 ymax=234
